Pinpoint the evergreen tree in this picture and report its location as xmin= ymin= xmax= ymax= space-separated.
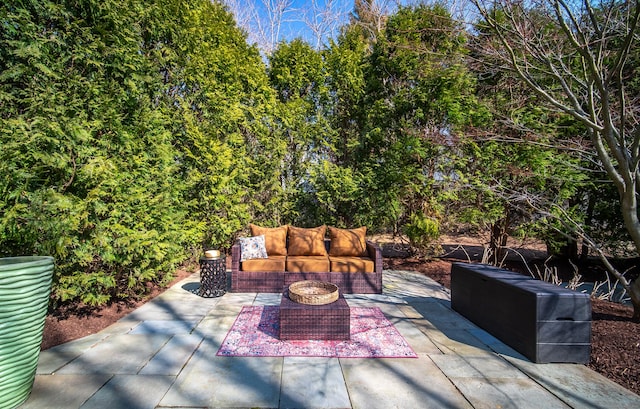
xmin=356 ymin=4 xmax=488 ymax=235
xmin=0 ymin=0 xmax=190 ymax=304
xmin=267 ymin=38 xmax=333 ymax=225
xmin=0 ymin=0 xmax=282 ymax=305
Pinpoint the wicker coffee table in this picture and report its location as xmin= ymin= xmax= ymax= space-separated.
xmin=279 ymin=285 xmax=350 ymax=340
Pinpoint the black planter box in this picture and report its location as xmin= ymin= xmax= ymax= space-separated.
xmin=451 ymin=262 xmax=591 ymax=363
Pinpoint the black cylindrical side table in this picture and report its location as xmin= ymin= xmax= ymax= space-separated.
xmin=199 ymin=257 xmax=226 ymax=297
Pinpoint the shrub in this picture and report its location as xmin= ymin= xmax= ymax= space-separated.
xmin=404 ymin=212 xmax=442 ymax=256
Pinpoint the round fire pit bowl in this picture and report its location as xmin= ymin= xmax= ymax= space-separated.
xmin=288 ymin=280 xmax=339 ymax=305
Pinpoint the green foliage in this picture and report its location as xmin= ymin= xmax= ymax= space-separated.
xmin=450 ymin=129 xmax=588 ymax=260
xmin=301 ymin=161 xmax=365 ymax=227
xmin=0 ymin=0 xmax=628 ymax=309
xmin=7 ymin=0 xmax=176 ymax=304
xmin=323 ymin=26 xmax=369 ymax=166
xmin=337 ymin=4 xmax=488 ymax=232
xmin=267 ymin=39 xmax=335 ymax=225
xmin=269 ymin=39 xmax=325 ymax=103
xmin=464 ymin=4 xmax=609 ymax=259
xmin=162 ymin=0 xmax=282 ymax=246
xmin=0 ymin=0 xmax=280 ymax=306
xmin=404 ymin=212 xmax=441 ymax=255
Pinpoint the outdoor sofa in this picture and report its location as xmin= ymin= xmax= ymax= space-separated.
xmin=231 ymin=224 xmax=383 ymax=293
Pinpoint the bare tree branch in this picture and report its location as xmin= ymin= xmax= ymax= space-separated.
xmin=471 ymin=0 xmax=640 ymax=318
xmin=301 ymin=0 xmax=348 ymax=49
xmin=223 ymin=0 xmax=295 ymax=55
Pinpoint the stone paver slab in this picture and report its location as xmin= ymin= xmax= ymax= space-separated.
xmin=120 ymin=300 xmax=215 ymax=321
xmin=193 ymin=315 xmax=237 ymax=341
xmin=341 ymin=356 xmax=473 ymax=409
xmin=215 ymin=292 xmax=256 ymax=306
xmin=37 ymin=348 xmax=85 ymax=375
xmin=37 ymin=333 xmax=109 ymax=374
xmin=504 ymin=356 xmax=640 ymax=409
xmin=80 ymin=375 xmax=175 ymax=409
xmin=254 ymin=293 xmax=281 ymax=305
xmin=55 ymin=334 xmax=170 ymax=374
xmin=390 ymin=319 xmax=442 ymax=355
xmin=430 ymin=354 xmax=573 ymax=408
xmin=129 ymin=319 xmax=199 ymax=335
xmin=468 ymin=328 xmax=529 ymax=360
xmin=345 ymin=293 xmax=404 ymax=306
xmin=280 ymin=357 xmax=351 ymax=408
xmin=430 ymin=354 xmax=528 ymax=379
xmin=96 ymin=320 xmax=140 ymax=336
xmin=25 ymin=269 xmax=640 ymax=409
xmin=21 ymin=374 xmax=111 ymax=409
xmin=409 ymin=301 xmax=476 ymax=330
xmin=396 ymin=304 xmax=427 ymax=319
xmin=384 ymin=270 xmax=450 ymax=300
xmin=420 ymin=327 xmax=494 ymax=356
xmin=140 ymin=334 xmax=202 ymax=375
xmin=203 ymin=303 xmax=244 ymax=318
xmin=450 ymin=376 xmax=571 ymax=409
xmin=371 ymin=303 xmax=409 ymax=318
xmin=160 ymin=342 xmax=282 ymax=408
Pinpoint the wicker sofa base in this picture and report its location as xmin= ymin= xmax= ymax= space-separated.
xmin=280 ymin=291 xmax=350 ymax=340
xmin=231 ymin=271 xmax=382 ymax=293
xmin=231 ymin=271 xmax=285 ymax=293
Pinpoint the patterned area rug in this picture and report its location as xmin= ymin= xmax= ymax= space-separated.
xmin=217 ymin=306 xmax=417 ymax=358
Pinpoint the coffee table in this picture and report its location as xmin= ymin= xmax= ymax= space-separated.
xmin=279 ymin=287 xmax=350 ymax=340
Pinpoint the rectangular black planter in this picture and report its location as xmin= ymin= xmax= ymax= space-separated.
xmin=451 ymin=262 xmax=591 ymax=363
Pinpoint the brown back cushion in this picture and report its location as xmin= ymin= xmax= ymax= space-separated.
xmin=287 ymin=225 xmax=327 ymax=256
xmin=249 ymin=224 xmax=288 ymax=256
xmin=328 ymin=226 xmax=367 ymax=256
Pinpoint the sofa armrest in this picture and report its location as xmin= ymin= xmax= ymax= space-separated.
xmin=231 ymin=242 xmax=241 ymax=273
xmin=366 ymin=240 xmax=383 ymax=275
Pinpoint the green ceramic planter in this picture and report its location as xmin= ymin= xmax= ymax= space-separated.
xmin=0 ymin=256 xmax=54 ymax=409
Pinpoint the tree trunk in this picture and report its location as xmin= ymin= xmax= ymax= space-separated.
xmin=608 ymin=146 xmax=640 ymax=321
xmin=546 ymin=234 xmax=578 ymax=260
xmin=631 ymin=278 xmax=640 ymax=322
xmin=580 ymin=193 xmax=597 ymax=261
xmin=490 ymin=217 xmax=509 ymax=265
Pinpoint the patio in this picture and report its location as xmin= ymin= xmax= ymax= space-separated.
xmin=21 ymin=270 xmax=640 ymax=408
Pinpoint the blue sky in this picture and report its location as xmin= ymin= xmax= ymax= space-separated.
xmin=224 ymin=0 xmax=419 ymax=52
xmin=275 ymin=0 xmax=353 ymax=42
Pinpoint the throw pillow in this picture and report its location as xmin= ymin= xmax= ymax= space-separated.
xmin=249 ymin=224 xmax=288 ymax=256
xmin=328 ymin=226 xmax=368 ymax=257
xmin=239 ymin=235 xmax=268 ymax=262
xmin=287 ymin=225 xmax=327 ymax=256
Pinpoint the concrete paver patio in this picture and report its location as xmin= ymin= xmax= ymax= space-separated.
xmin=21 ymin=270 xmax=640 ymax=408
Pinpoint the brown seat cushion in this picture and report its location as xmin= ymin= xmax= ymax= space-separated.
xmin=241 ymin=255 xmax=286 ymax=272
xmin=287 ymin=225 xmax=327 ymax=256
xmin=328 ymin=226 xmax=367 ymax=256
xmin=249 ymin=224 xmax=288 ymax=256
xmin=329 ymin=256 xmax=374 ymax=273
xmin=286 ymin=256 xmax=330 ymax=272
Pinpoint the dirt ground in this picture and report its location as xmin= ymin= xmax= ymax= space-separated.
xmin=41 ymin=240 xmax=640 ymax=396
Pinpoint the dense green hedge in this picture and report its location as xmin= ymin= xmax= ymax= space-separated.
xmin=0 ymin=1 xmax=622 ymax=306
xmin=0 ymin=0 xmax=283 ymax=306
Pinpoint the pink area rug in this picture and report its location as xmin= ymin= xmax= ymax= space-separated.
xmin=217 ymin=306 xmax=417 ymax=358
